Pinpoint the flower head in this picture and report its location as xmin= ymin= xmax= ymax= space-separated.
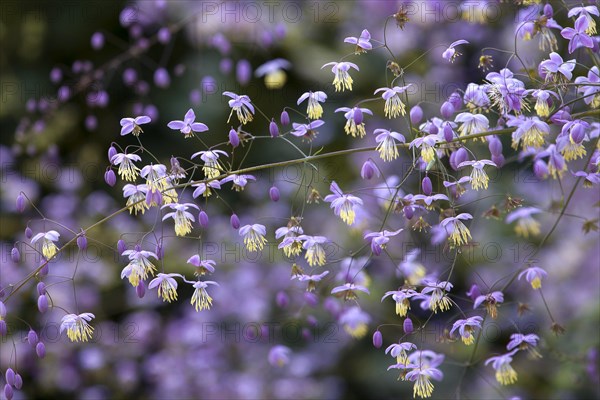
xmin=223 ymin=91 xmax=255 ymax=124
xmin=191 ymin=150 xmax=228 ymax=179
xmin=31 ymin=230 xmax=60 ymax=259
xmin=239 ymin=224 xmax=268 ymax=252
xmin=335 ymin=106 xmax=373 ymax=138
xmin=374 ymin=85 xmax=412 ymax=118
xmin=120 ymin=115 xmax=150 ymax=136
xmin=187 ymin=255 xmax=216 ymax=276
xmin=450 ymin=316 xmax=483 ymax=345
xmin=121 ymin=246 xmax=158 ymax=287
xmin=148 ymin=273 xmax=182 ymax=302
xmin=442 ymin=39 xmax=468 ymax=62
xmin=221 ymin=174 xmax=256 ymax=191
xmin=331 ymin=282 xmax=370 ymax=301
xmin=561 ymin=15 xmax=595 ymax=54
xmin=190 ymin=280 xmax=219 ymax=311
xmin=568 ymin=6 xmax=599 ymax=35
xmin=474 ymin=291 xmax=504 ymax=319
xmin=421 ymin=280 xmax=453 ymax=313
xmin=455 ymin=112 xmax=489 ymax=139
xmin=60 ymin=313 xmax=95 ymax=342
xmin=507 ymin=116 xmax=550 ymax=149
xmin=507 ymin=333 xmax=541 ymax=358
xmin=297 ymin=91 xmax=327 ymax=119
xmin=339 ymin=306 xmax=370 ymax=338
xmin=295 ymin=270 xmax=330 ymax=292
xmin=192 ymin=180 xmax=222 ymax=198
xmin=323 ymin=181 xmax=363 ymax=225
xmin=539 ymin=52 xmax=576 ymax=83
xmin=299 ymin=235 xmax=328 ymax=267
xmin=344 ymin=29 xmax=372 ymax=53
xmin=386 ymin=341 xmax=417 ymax=366
xmin=122 ymin=184 xmax=149 ymax=215
xmin=485 ymin=350 xmax=519 ymax=385
xmin=161 ymin=202 xmax=199 ymax=236
xmin=409 ymin=135 xmax=440 ymax=164
xmin=374 ymin=129 xmax=406 ymax=162
xmin=322 ymin=61 xmax=359 ymax=92
xmin=458 ymin=159 xmax=497 ymax=190
xmin=255 ymin=58 xmax=291 ymax=89
xmin=364 ymin=228 xmax=403 ymax=256
xmin=440 ymin=213 xmax=473 ymax=247
xmin=381 ymin=289 xmax=417 ymax=317
xmin=506 ymin=207 xmax=542 ymax=238
xmin=111 ymin=152 xmax=142 ymax=182
xmin=397 ymin=249 xmax=426 ymax=285
xmin=290 ymin=120 xmax=325 ymax=141
xmin=518 ymin=266 xmax=547 ymax=289
xmin=167 ymin=109 xmax=208 ymax=138
xmin=574 ymin=66 xmax=600 ymax=108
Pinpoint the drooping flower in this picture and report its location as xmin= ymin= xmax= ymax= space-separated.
xmin=223 ymin=91 xmax=255 ymax=124
xmin=440 ymin=213 xmax=473 ymax=247
xmin=190 ymin=280 xmax=219 ymax=311
xmin=374 ymin=129 xmax=406 ymax=162
xmin=374 ymin=85 xmax=412 ymax=118
xmin=122 ymin=184 xmax=149 ymax=215
xmin=455 ymin=112 xmax=489 ymax=139
xmin=538 ymin=52 xmax=576 ymax=84
xmin=323 ymin=181 xmax=363 ymax=225
xmin=31 ymin=230 xmax=60 ymax=259
xmin=120 ymin=115 xmax=150 ymax=136
xmin=140 ymin=164 xmax=168 ymax=192
xmin=507 ymin=333 xmax=541 ymax=358
xmin=297 ymin=91 xmax=327 ymax=119
xmin=536 ymin=145 xmax=567 ymax=178
xmin=161 ymin=202 xmax=199 ymax=236
xmin=335 ymin=106 xmax=373 ymax=137
xmin=558 ymin=119 xmax=589 ymax=161
xmin=111 ymin=152 xmax=142 ymax=181
xmin=364 ymin=228 xmax=403 ymax=256
xmin=192 ymin=180 xmax=222 ymax=198
xmin=191 ymin=150 xmax=228 ymax=179
xmin=275 ymin=224 xmax=304 ymax=257
xmin=574 ymin=66 xmax=600 ymax=108
xmin=385 ymin=342 xmax=417 ymax=366
xmin=409 ymin=135 xmax=441 ymax=164
xmin=148 ymin=273 xmax=183 ymax=302
xmin=344 ymin=29 xmax=372 ymax=53
xmin=381 ymin=288 xmax=417 ymax=317
xmin=485 ymin=69 xmax=528 ymax=114
xmin=121 ymin=246 xmax=158 ymax=287
xmin=290 ymin=120 xmax=325 ymax=141
xmin=254 ymin=58 xmax=291 ymax=89
xmin=397 ymin=249 xmax=426 ymax=285
xmin=421 ymin=280 xmax=453 ymax=313
xmin=572 ymin=170 xmax=600 ymax=188
xmin=339 ymin=306 xmax=370 ymax=338
xmin=187 ymin=255 xmax=216 ymax=276
xmin=331 ymin=282 xmax=370 ymax=301
xmin=221 ymin=174 xmax=256 ymax=191
xmin=239 ymin=224 xmax=268 ymax=252
xmin=485 ymin=350 xmax=519 ymax=385
xmin=60 ymin=313 xmax=95 ymax=342
xmin=450 ymin=316 xmax=483 ymax=345
xmin=406 ymin=364 xmax=444 ymax=399
xmin=568 ymin=5 xmax=599 ymax=35
xmin=518 ymin=266 xmax=547 ymax=289
xmin=167 ymin=109 xmax=208 ymax=138
xmin=295 ymin=270 xmax=330 ymax=292
xmin=463 ymin=83 xmax=490 ymax=111
xmin=322 ymin=61 xmax=359 ymax=92
xmin=474 ymin=291 xmax=504 ymax=319
xmin=507 ymin=116 xmax=550 ymax=149
xmin=561 ymin=15 xmax=595 ymax=54
xmin=506 ymin=207 xmax=542 ymax=238
xmin=457 ymin=159 xmax=497 ymax=190
xmin=442 ymin=39 xmax=468 ymax=62
xmin=299 ymin=235 xmax=328 ymax=267
xmin=268 ymin=345 xmax=292 ymax=367
xmin=528 ymin=89 xmax=559 ymax=117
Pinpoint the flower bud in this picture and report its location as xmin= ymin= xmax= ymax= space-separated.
xmin=104 ymin=169 xmax=116 ymax=187
xmin=269 ymin=186 xmax=280 ymax=202
xmin=36 ymin=342 xmax=46 ymax=358
xmin=77 ymin=231 xmax=87 ymax=250
xmin=229 ymin=128 xmax=240 ymax=147
xmin=440 ymin=101 xmax=454 ymax=119
xmin=443 ymin=123 xmax=454 ymax=142
xmin=361 ymin=160 xmax=378 ymax=180
xmin=4 ymin=384 xmax=13 ymax=400
xmin=280 ymin=110 xmax=290 ymax=126
xmin=230 ymin=214 xmax=240 ymax=229
xmin=85 ymin=115 xmax=98 ymax=131
xmin=199 ymin=211 xmax=209 ymax=228
xmin=0 ymin=301 xmax=5 ymax=319
xmin=570 ymin=124 xmax=586 ymax=144
xmin=117 ymin=239 xmax=127 ymax=254
xmin=422 ymin=176 xmax=433 ymax=195
xmin=491 ymin=154 xmax=505 ymax=168
xmin=302 ymin=328 xmax=312 ymax=341
xmin=450 ymin=148 xmax=468 ymax=170
xmin=404 ymin=206 xmax=414 ymax=220
xmin=269 ymin=119 xmax=279 ymax=138
xmin=488 ymin=136 xmax=502 ymax=156
xmin=219 ymin=58 xmax=233 ymax=74
xmin=543 ymin=3 xmax=553 ymax=18
xmin=16 ymin=193 xmax=26 ymax=213
xmin=37 ymin=282 xmax=46 ymax=296
xmin=466 ymin=284 xmax=481 ymax=301
xmin=155 ymin=241 xmax=164 ymax=260
xmin=372 ymin=330 xmax=383 ymax=348
xmin=14 ymin=374 xmax=22 ymax=390
xmin=303 ymin=291 xmax=318 ymax=307
xmin=28 ymin=329 xmax=38 ymax=346
xmin=158 ymin=27 xmax=171 ymax=44
xmin=25 ymin=227 xmax=33 ymax=239
xmin=136 ymin=281 xmax=146 ymax=298
xmin=410 ymin=105 xmax=423 ymax=125
xmin=37 ymin=295 xmax=48 ymax=313
xmin=5 ymin=368 xmax=15 ymax=386
xmin=403 ymin=317 xmax=414 ymax=334
xmin=236 ymin=59 xmax=251 ymax=85
xmin=108 ymin=145 xmax=117 ymax=162
xmin=153 ymin=68 xmax=170 ymax=88
xmin=11 ymin=247 xmax=20 ymax=263
xmin=428 ymin=122 xmax=439 ymax=136
xmin=275 ymin=291 xmax=289 ymax=308
xmin=39 ymin=263 xmax=49 ymax=277
xmin=448 ymin=92 xmax=463 ymax=111
xmin=353 ymin=108 xmax=364 ymax=125
xmin=91 ymin=32 xmax=104 ymax=50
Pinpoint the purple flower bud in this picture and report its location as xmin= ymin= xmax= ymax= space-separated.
xmin=219 ymin=58 xmax=233 ymax=74
xmin=353 ymin=108 xmax=364 ymax=125
xmin=306 ymin=315 xmax=318 ymax=327
xmin=39 ymin=263 xmax=49 ymax=277
xmin=85 ymin=115 xmax=98 ymax=131
xmin=0 ymin=321 xmax=6 ymax=337
xmin=228 ymin=128 xmax=240 ymax=148
xmin=236 ymin=59 xmax=252 ymax=85
xmin=117 ymin=240 xmax=127 ymax=255
xmin=4 ymin=384 xmax=13 ymax=400
xmin=189 ymin=89 xmax=201 ymax=105
xmin=450 ymin=148 xmax=468 ymax=170
xmin=403 ymin=317 xmax=414 ymax=334
xmin=448 ymin=92 xmax=463 ymax=111
xmin=26 ymin=98 xmax=36 ymax=113
xmin=570 ymin=124 xmax=586 ymax=143
xmin=16 ymin=193 xmax=26 ymax=213
xmin=154 ymin=68 xmax=170 ymax=88
xmin=104 ymin=169 xmax=116 ymax=187
xmin=280 ymin=110 xmax=290 ymax=126
xmin=269 ymin=186 xmax=280 ymax=202
xmin=14 ymin=374 xmax=22 ymax=390
xmin=543 ymin=3 xmax=553 ymax=18
xmin=303 ymin=291 xmax=318 ymax=307
xmin=428 ymin=122 xmax=439 ymax=136
xmin=25 ymin=227 xmax=33 ymax=239
xmin=491 ymin=154 xmax=504 ymax=168
xmin=199 ymin=211 xmax=209 ymax=228
xmin=404 ymin=206 xmax=414 ymax=220
xmin=422 ymin=176 xmax=433 ymax=195
xmin=91 ymin=32 xmax=104 ymax=50
xmin=35 ymin=342 xmax=46 ymax=359
xmin=50 ymin=67 xmax=62 ymax=83
xmin=269 ymin=119 xmax=279 ymax=138
xmin=275 ymin=291 xmax=289 ymax=308
xmin=37 ymin=295 xmax=48 ymax=313
xmin=410 ymin=105 xmax=423 ymax=125
xmin=488 ymin=136 xmax=502 ymax=156
xmin=302 ymin=328 xmax=312 ymax=341
xmin=443 ymin=123 xmax=454 ymax=142
xmin=372 ymin=330 xmax=383 ymax=348
xmin=440 ymin=101 xmax=454 ymax=119
xmin=123 ymin=68 xmax=137 ymax=86
xmin=36 ymin=282 xmax=46 ymax=296
xmin=77 ymin=231 xmax=87 ymax=250
xmin=136 ymin=281 xmax=146 ymax=298
xmin=57 ymin=86 xmax=71 ymax=102
xmin=108 ymin=145 xmax=117 ymax=161
xmin=28 ymin=329 xmax=38 ymax=346
xmin=5 ymin=368 xmax=15 ymax=386
xmin=230 ymin=214 xmax=240 ymax=230
xmin=157 ymin=27 xmax=171 ymax=44
xmin=11 ymin=247 xmax=20 ymax=263
xmin=361 ymin=160 xmax=376 ymax=180
xmin=466 ymin=284 xmax=481 ymax=301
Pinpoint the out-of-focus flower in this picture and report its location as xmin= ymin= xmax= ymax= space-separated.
xmin=339 ymin=306 xmax=370 ymax=338
xmin=295 ymin=271 xmax=330 ymax=292
xmin=255 ymin=58 xmax=291 ymax=89
xmin=474 ymin=291 xmax=504 ymax=319
xmin=167 ymin=109 xmax=208 ymax=138
xmin=331 ymin=282 xmax=370 ymax=301
xmin=485 ymin=350 xmax=519 ymax=385
xmin=573 ymin=170 xmax=600 ymax=188
xmin=397 ymin=249 xmax=426 ymax=285
xmin=60 ymin=313 xmax=95 ymax=342
xmin=507 ymin=333 xmax=541 ymax=358
xmin=518 ymin=266 xmax=547 ymax=289
xmin=31 ymin=230 xmax=60 ymax=259
xmin=442 ymin=39 xmax=468 ymax=62
xmin=450 ymin=316 xmax=483 ymax=345
xmin=297 ymin=91 xmax=327 ymax=119
xmin=323 ymin=181 xmax=363 ymax=225
xmin=120 ymin=115 xmax=150 ymax=136
xmin=574 ymin=66 xmax=600 ymax=108
xmin=268 ymin=345 xmax=291 ymax=367
xmin=322 ymin=61 xmax=359 ymax=92
xmin=506 ymin=207 xmax=542 ymax=238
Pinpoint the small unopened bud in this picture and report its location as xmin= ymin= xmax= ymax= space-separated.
xmin=77 ymin=231 xmax=87 ymax=250
xmin=5 ymin=368 xmax=15 ymax=386
xmin=466 ymin=284 xmax=481 ymax=301
xmin=570 ymin=124 xmax=586 ymax=143
xmin=157 ymin=27 xmax=171 ymax=44
xmin=37 ymin=282 xmax=46 ymax=296
xmin=269 ymin=119 xmax=279 ymax=138
xmin=448 ymin=92 xmax=463 ymax=111
xmin=303 ymin=291 xmax=318 ymax=307
xmin=492 ymin=154 xmax=505 ymax=168
xmin=404 ymin=206 xmax=414 ymax=220
xmin=199 ymin=211 xmax=209 ymax=228
xmin=373 ymin=330 xmax=383 ymax=348
xmin=16 ymin=193 xmax=26 ymax=213
xmin=422 ymin=176 xmax=432 ymax=195
xmin=11 ymin=247 xmax=20 ymax=263
xmin=37 ymin=295 xmax=48 ymax=313
xmin=276 ymin=291 xmax=289 ymax=308
xmin=488 ymin=136 xmax=502 ymax=156
xmin=14 ymin=374 xmax=22 ymax=390
xmin=543 ymin=3 xmax=553 ymax=18
xmin=361 ymin=160 xmax=379 ymax=180
xmin=236 ymin=60 xmax=252 ymax=85
xmin=4 ymin=384 xmax=13 ymax=400
xmin=117 ymin=239 xmax=127 ymax=254
xmin=136 ymin=281 xmax=146 ymax=298
xmin=269 ymin=186 xmax=280 ymax=202
xmin=91 ymin=32 xmax=104 ymax=50
xmin=440 ymin=101 xmax=454 ymax=119
xmin=410 ymin=105 xmax=423 ymax=125
xmin=443 ymin=123 xmax=454 ymax=142
xmin=154 ymin=68 xmax=170 ymax=88
xmin=450 ymin=148 xmax=468 ymax=170
xmin=280 ymin=110 xmax=290 ymax=126
xmin=229 ymin=128 xmax=240 ymax=147
xmin=0 ymin=301 xmax=5 ymax=319
xmin=104 ymin=169 xmax=116 ymax=186
xmin=28 ymin=329 xmax=39 ymax=346
xmin=38 ymin=263 xmax=49 ymax=277
xmin=155 ymin=241 xmax=164 ymax=260
xmin=108 ymin=145 xmax=117 ymax=161
xmin=25 ymin=227 xmax=33 ymax=239
xmin=403 ymin=317 xmax=414 ymax=334
xmin=36 ymin=342 xmax=46 ymax=358
xmin=230 ymin=214 xmax=240 ymax=229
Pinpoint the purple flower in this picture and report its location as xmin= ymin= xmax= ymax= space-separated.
xmin=573 ymin=170 xmax=600 ymax=188
xmin=119 ymin=115 xmax=151 ymax=136
xmin=561 ymin=15 xmax=595 ymax=54
xmin=295 ymin=270 xmax=330 ymax=292
xmin=518 ymin=266 xmax=547 ymax=289
xmin=297 ymin=91 xmax=327 ymax=119
xmin=455 ymin=112 xmax=489 ymax=138
xmin=120 ymin=246 xmax=157 ymax=287
xmin=507 ymin=333 xmax=541 ymax=358
xmin=223 ymin=91 xmax=254 ymax=124
xmin=364 ymin=228 xmax=403 ymax=255
xmin=528 ymin=89 xmax=559 ymax=117
xmin=60 ymin=313 xmax=95 ymax=342
xmin=385 ymin=341 xmax=417 ymax=365
xmin=374 ymin=85 xmax=412 ymax=118
xmin=485 ymin=69 xmax=527 ymax=114
xmin=421 ymin=280 xmax=453 ymax=313
xmin=463 ymin=83 xmax=490 ymax=111
xmin=122 ymin=184 xmax=149 ymax=215
xmin=374 ymin=129 xmax=406 ymax=162
xmin=161 ymin=202 xmax=199 ymax=237
xmin=148 ymin=273 xmax=183 ymax=302
xmin=568 ymin=6 xmax=599 ymax=35
xmin=111 ymin=152 xmax=142 ymax=181
xmin=31 ymin=230 xmax=60 ymax=259
xmin=192 ymin=180 xmax=222 ymax=198
xmin=268 ymin=345 xmax=291 ymax=367
xmin=485 ymin=350 xmax=519 ymax=385
xmin=539 ymin=52 xmax=576 ymax=82
xmin=507 ymin=115 xmax=550 ymax=149
xmin=381 ymin=288 xmax=417 ymax=317
xmin=409 ymin=134 xmax=440 ymax=164
xmin=186 ymin=255 xmax=216 ymax=276
xmin=191 ymin=149 xmax=228 ymax=179
xmin=335 ymin=106 xmax=373 ymax=138
xmin=254 ymin=58 xmax=291 ymax=89
xmin=474 ymin=291 xmax=504 ymax=319
xmin=360 ymin=159 xmax=380 ymax=180
xmin=290 ymin=120 xmax=325 ymax=141
xmin=190 ymin=280 xmax=219 ymax=311
xmin=221 ymin=174 xmax=256 ymax=191
xmin=321 ymin=61 xmax=359 ymax=92
xmin=339 ymin=306 xmax=370 ymax=338
xmin=167 ymin=109 xmax=208 ymax=138
xmin=506 ymin=207 xmax=542 ymax=238
xmin=458 ymin=159 xmax=497 ymax=191
xmin=440 ymin=213 xmax=473 ymax=247
xmin=450 ymin=316 xmax=483 ymax=345
xmin=397 ymin=249 xmax=426 ymax=285
xmin=331 ymin=282 xmax=370 ymax=301
xmin=344 ymin=29 xmax=372 ymax=53
xmin=405 ymin=364 xmax=443 ymax=398
xmin=442 ymin=39 xmax=468 ymax=62
xmin=323 ymin=181 xmax=363 ymax=225
xmin=239 ymin=224 xmax=268 ymax=252
xmin=574 ymin=66 xmax=600 ymax=107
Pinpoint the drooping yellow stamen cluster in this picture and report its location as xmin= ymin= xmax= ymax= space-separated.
xmin=384 ymin=95 xmax=406 ymax=118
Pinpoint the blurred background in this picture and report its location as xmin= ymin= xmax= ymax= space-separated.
xmin=1 ymin=0 xmax=599 ymax=399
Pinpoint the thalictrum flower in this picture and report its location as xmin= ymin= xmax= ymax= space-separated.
xmin=374 ymin=85 xmax=412 ymax=118
xmin=421 ymin=280 xmax=453 ymax=313
xmin=335 ymin=106 xmax=373 ymax=137
xmin=268 ymin=345 xmax=291 ymax=367
xmin=190 ymin=280 xmax=219 ymax=311
xmin=167 ymin=109 xmax=208 ymax=138
xmin=568 ymin=5 xmax=599 ymax=35
xmin=440 ymin=213 xmax=473 ymax=247
xmin=60 ymin=313 xmax=95 ymax=342
xmin=406 ymin=364 xmax=443 ymax=399
xmin=528 ymin=89 xmax=559 ymax=117
xmin=290 ymin=120 xmax=325 ymax=141
xmin=120 ymin=115 xmax=150 ymax=136
xmin=463 ymin=83 xmax=490 ymax=111
xmin=192 ymin=180 xmax=222 ymax=198
xmin=121 ymin=246 xmax=158 ymax=287
xmin=507 ymin=333 xmax=541 ymax=358
xmin=536 ymin=145 xmax=567 ymax=178
xmin=344 ymin=29 xmax=372 ymax=53
xmin=297 ymin=91 xmax=327 ymax=119
xmin=191 ymin=150 xmax=228 ymax=179
xmin=187 ymin=255 xmax=216 ymax=276
xmin=321 ymin=61 xmax=359 ymax=92
xmin=295 ymin=270 xmax=330 ymax=292
xmin=276 ymin=224 xmax=304 ymax=257
xmin=558 ymin=119 xmax=589 ymax=161
xmin=323 ymin=181 xmax=363 ymax=225
xmin=574 ymin=66 xmax=600 ymax=108
xmin=381 ymin=289 xmax=417 ymax=317
xmin=385 ymin=342 xmax=417 ymax=366
xmin=239 ymin=224 xmax=268 ymax=252
xmin=122 ymin=184 xmax=149 ymax=215
xmin=254 ymin=58 xmax=291 ymax=89
xmin=374 ymin=129 xmax=406 ymax=162
xmin=561 ymin=15 xmax=595 ymax=53
xmin=538 ymin=52 xmax=576 ymax=83
xmin=485 ymin=350 xmax=519 ymax=385
xmin=339 ymin=306 xmax=370 ymax=338
xmin=111 ymin=152 xmax=142 ymax=181
xmin=148 ymin=273 xmax=183 ymax=302
xmin=161 ymin=202 xmax=199 ymax=236
xmin=331 ymin=282 xmax=370 ymax=301
xmin=474 ymin=291 xmax=504 ymax=319
xmin=457 ymin=159 xmax=497 ymax=190
xmin=397 ymin=249 xmax=426 ymax=285
xmin=222 ymin=91 xmax=255 ymax=124
xmin=298 ymin=235 xmax=328 ymax=267
xmin=409 ymin=135 xmax=440 ymax=164
xmin=455 ymin=112 xmax=489 ymax=139
xmin=31 ymin=230 xmax=60 ymax=259
xmin=485 ymin=69 xmax=527 ymax=114
xmin=364 ymin=228 xmax=403 ymax=256
xmin=140 ymin=164 xmax=168 ymax=192
xmin=506 ymin=207 xmax=542 ymax=238
xmin=507 ymin=116 xmax=550 ymax=149
xmin=572 ymin=170 xmax=600 ymax=188
xmin=450 ymin=316 xmax=483 ymax=345
xmin=221 ymin=174 xmax=256 ymax=191
xmin=518 ymin=266 xmax=547 ymax=289
xmin=412 ymin=194 xmax=449 ymax=210
xmin=442 ymin=39 xmax=468 ymax=62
